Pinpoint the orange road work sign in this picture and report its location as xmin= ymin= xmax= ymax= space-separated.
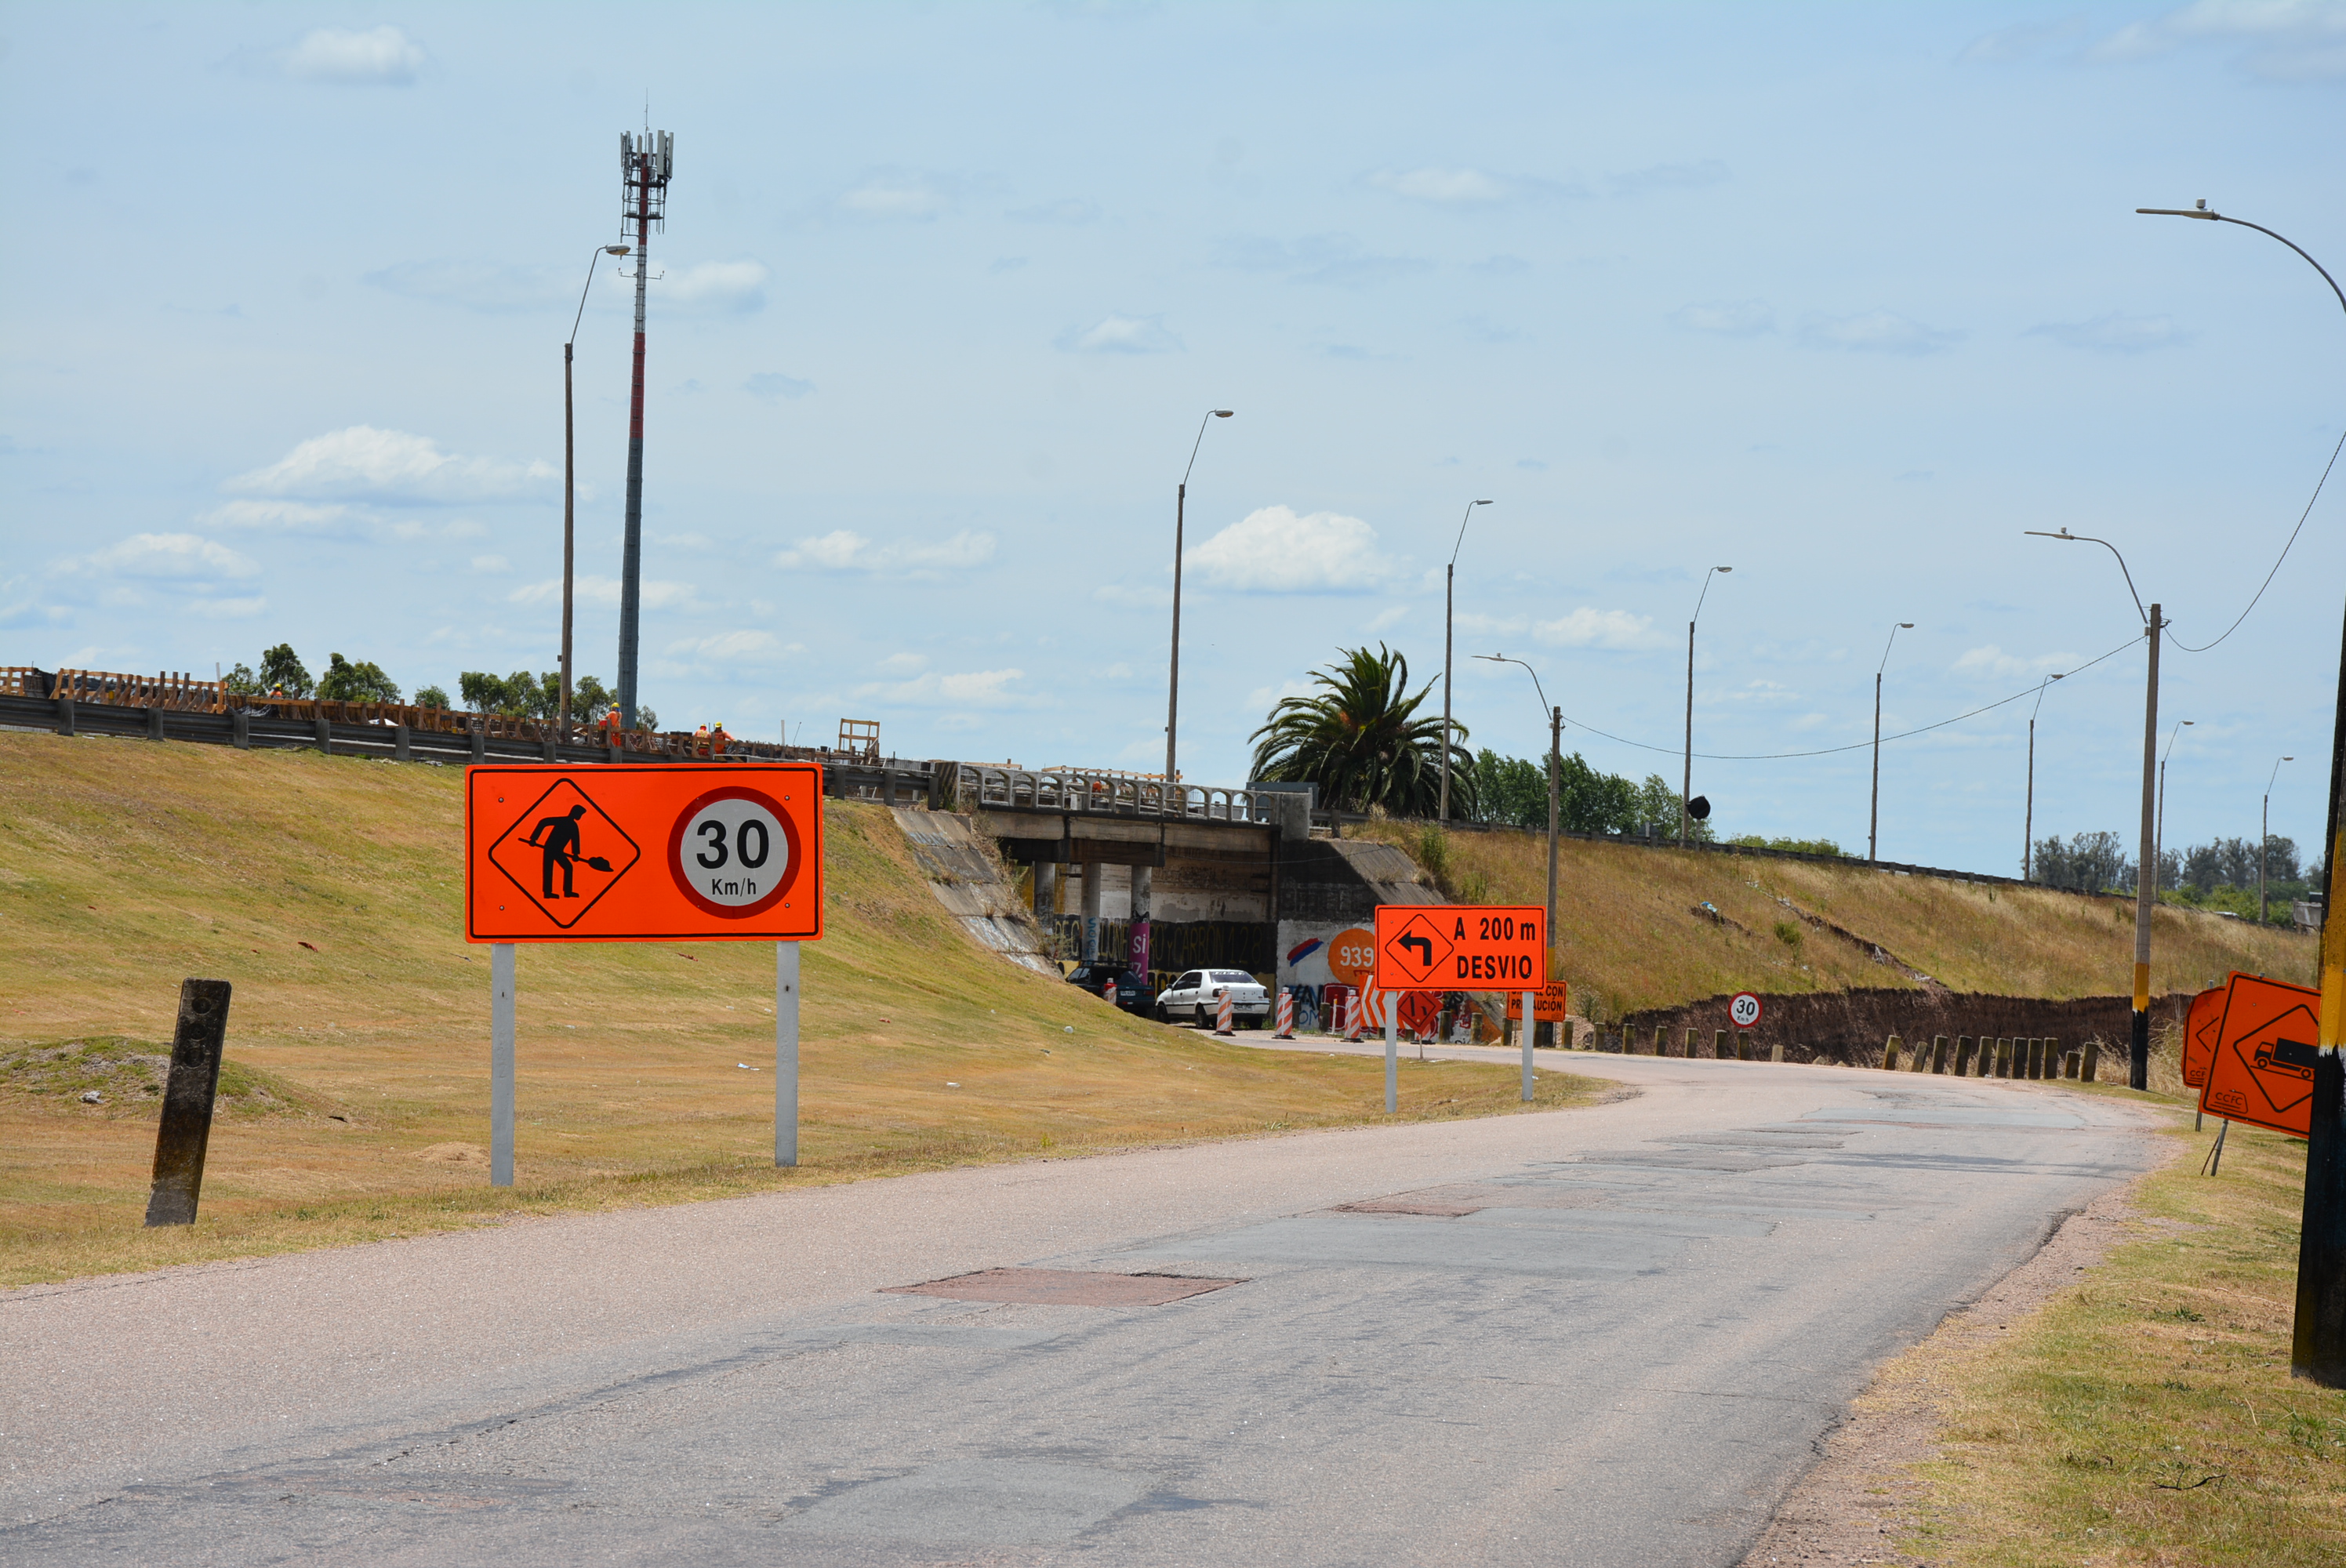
xmin=1373 ymin=905 xmax=1547 ymax=992
xmin=1505 ymin=983 xmax=1571 ymax=1022
xmin=465 ymin=764 xmax=824 ymax=943
xmin=2202 ymin=971 xmax=2321 ymax=1138
xmin=2181 ymin=985 xmax=2225 ymax=1088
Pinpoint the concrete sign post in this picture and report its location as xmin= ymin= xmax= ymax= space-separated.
xmin=1522 ymin=991 xmax=1536 ymax=1102
xmin=465 ymin=764 xmax=826 ymax=1186
xmin=1384 ymin=994 xmax=1399 ymax=1114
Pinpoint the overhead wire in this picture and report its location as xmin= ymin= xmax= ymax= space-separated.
xmin=1554 ymin=633 xmax=2144 ymax=763
xmin=2167 ymin=423 xmax=2346 ymax=654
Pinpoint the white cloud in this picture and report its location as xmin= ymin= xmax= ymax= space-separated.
xmin=835 ymin=172 xmax=954 ymax=221
xmin=186 ymin=596 xmax=267 ymax=619
xmin=1057 ymin=314 xmax=1182 ymax=354
xmin=1187 ymin=506 xmax=1398 ymax=593
xmin=745 ymin=372 xmax=815 ymax=401
xmin=854 ymin=668 xmax=1033 ymax=708
xmin=1798 ymin=310 xmax=1965 ymax=356
xmin=1533 ymin=608 xmax=1665 ymax=649
xmin=876 ymin=652 xmax=928 ymax=676
xmin=1673 ymin=299 xmax=1776 ymax=337
xmin=286 ymin=26 xmax=424 ymax=85
xmin=772 ymin=529 xmax=996 ymax=575
xmin=1453 ymin=612 xmax=1527 ymax=637
xmin=63 ymin=533 xmax=260 ymax=582
xmin=227 ymin=426 xmax=553 ymax=503
xmin=665 ymin=630 xmax=796 ymax=664
xmin=509 ymin=575 xmax=698 ymax=609
xmin=663 ymin=261 xmax=769 ymax=314
xmin=470 ymin=555 xmax=510 ymax=573
xmin=2027 ymin=314 xmax=2188 ymax=354
xmin=363 ymin=260 xmax=561 ymax=314
xmin=197 ymin=499 xmax=362 ymax=534
xmin=1370 ymin=167 xmax=1511 ymax=205
xmin=1367 ymin=606 xmax=1411 ymax=633
xmin=1954 ymin=644 xmax=2075 ymax=680
xmin=2090 ymin=0 xmax=2346 ymax=77
xmin=389 ymin=518 xmax=488 ymax=542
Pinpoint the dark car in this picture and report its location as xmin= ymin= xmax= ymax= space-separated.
xmin=1065 ymin=963 xmax=1153 ymax=1014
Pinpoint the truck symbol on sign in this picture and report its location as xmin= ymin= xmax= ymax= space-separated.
xmin=2254 ymin=1038 xmax=2319 ymax=1082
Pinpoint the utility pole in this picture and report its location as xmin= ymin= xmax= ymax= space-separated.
xmin=1683 ymin=566 xmax=1730 ymax=846
xmin=2134 ymin=604 xmax=2163 ymax=1090
xmin=1440 ymin=499 xmax=1492 ymax=824
xmin=2024 ymin=674 xmax=2062 ymax=880
xmin=614 ymin=125 xmax=673 ymax=731
xmin=1546 ymin=702 xmax=1561 ymax=975
xmin=1870 ymin=622 xmax=1912 ymax=866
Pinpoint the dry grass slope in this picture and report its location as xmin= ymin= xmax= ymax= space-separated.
xmin=0 ymin=733 xmax=1596 ymax=1287
xmin=1360 ymin=822 xmax=2313 ymax=1018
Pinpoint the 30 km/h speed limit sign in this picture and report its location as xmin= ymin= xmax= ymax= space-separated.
xmin=1729 ymin=991 xmax=1763 ymax=1029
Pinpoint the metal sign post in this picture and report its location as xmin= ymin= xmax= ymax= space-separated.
xmin=1384 ymin=995 xmax=1398 ymax=1113
xmin=464 ymin=764 xmax=825 ymax=1188
xmin=1521 ymin=990 xmax=1535 ymax=1102
xmin=776 ymin=941 xmax=800 ymax=1167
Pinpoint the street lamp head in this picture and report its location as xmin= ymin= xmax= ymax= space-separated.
xmin=605 ymin=245 xmax=632 ymax=255
xmin=1715 ymin=565 xmax=1732 ymax=573
xmin=1211 ymin=409 xmax=1233 ymax=418
xmin=1474 ymin=499 xmax=1493 ymax=506
xmin=1898 ymin=622 xmax=1913 ymax=629
xmin=2137 ymin=203 xmax=2220 ymax=221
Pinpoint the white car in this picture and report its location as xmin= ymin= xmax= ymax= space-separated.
xmin=1155 ymin=969 xmax=1271 ymax=1029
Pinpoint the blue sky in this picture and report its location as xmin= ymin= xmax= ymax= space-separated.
xmin=4 ymin=2 xmax=2342 ymax=876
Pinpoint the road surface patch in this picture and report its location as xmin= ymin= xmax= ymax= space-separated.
xmin=881 ymin=1267 xmax=1244 ymax=1306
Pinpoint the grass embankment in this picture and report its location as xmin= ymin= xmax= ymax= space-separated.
xmin=1356 ymin=821 xmax=2312 ymax=1019
xmin=1894 ymin=1090 xmax=2346 ymax=1565
xmin=0 ymin=732 xmax=1598 ymax=1289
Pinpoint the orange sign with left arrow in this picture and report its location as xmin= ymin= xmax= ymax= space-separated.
xmin=1373 ymin=905 xmax=1547 ymax=992
xmin=465 ymin=764 xmax=824 ymax=943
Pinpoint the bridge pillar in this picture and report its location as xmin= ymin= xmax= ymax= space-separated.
xmin=1131 ymin=865 xmax=1153 ymax=920
xmin=1033 ymin=862 xmax=1056 ymax=920
xmin=1080 ymin=862 xmax=1103 ymax=961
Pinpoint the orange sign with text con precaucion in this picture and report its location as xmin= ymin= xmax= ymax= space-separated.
xmin=465 ymin=764 xmax=824 ymax=943
xmin=2202 ymin=971 xmax=2321 ymax=1139
xmin=1505 ymin=983 xmax=1571 ymax=1022
xmin=1373 ymin=905 xmax=1547 ymax=992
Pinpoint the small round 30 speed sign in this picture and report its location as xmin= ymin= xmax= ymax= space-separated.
xmin=670 ymin=786 xmax=801 ymax=919
xmin=1729 ymin=991 xmax=1763 ymax=1029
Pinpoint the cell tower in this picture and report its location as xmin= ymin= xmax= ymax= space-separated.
xmin=615 ymin=125 xmax=674 ymax=731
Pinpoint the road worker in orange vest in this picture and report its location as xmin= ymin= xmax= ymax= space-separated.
xmin=710 ymin=720 xmax=731 ymax=759
xmin=694 ymin=722 xmax=710 ymax=757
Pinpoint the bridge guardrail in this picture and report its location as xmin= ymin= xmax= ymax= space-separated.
xmin=955 ymin=764 xmax=1268 ymax=824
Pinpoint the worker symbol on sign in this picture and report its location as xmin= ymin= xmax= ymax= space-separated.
xmin=1381 ymin=912 xmax=1454 ymax=985
xmin=485 ymin=780 xmax=641 ymax=930
xmin=527 ymin=805 xmax=612 ymax=898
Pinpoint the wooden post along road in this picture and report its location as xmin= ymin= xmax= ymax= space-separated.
xmin=464 ymin=764 xmax=826 ymax=1180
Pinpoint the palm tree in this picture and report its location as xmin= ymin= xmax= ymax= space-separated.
xmin=1248 ymin=644 xmax=1473 ymax=818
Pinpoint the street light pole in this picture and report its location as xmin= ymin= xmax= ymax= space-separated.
xmin=1440 ymin=499 xmax=1494 ymax=824
xmin=562 ymin=245 xmax=630 ymax=742
xmin=2137 ymin=198 xmax=2346 ymax=1385
xmin=2026 ymin=528 xmax=2159 ymax=1089
xmin=2025 ymin=673 xmax=2064 ymax=880
xmin=1164 ymin=410 xmax=1233 ymax=815
xmin=2264 ymin=756 xmax=2295 ymax=924
xmin=1476 ymin=654 xmax=1561 ymax=1000
xmin=1870 ymin=622 xmax=1914 ymax=866
xmin=2156 ymin=718 xmax=2195 ymax=889
xmin=1683 ymin=566 xmax=1732 ymax=847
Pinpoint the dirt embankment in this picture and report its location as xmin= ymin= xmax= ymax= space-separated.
xmin=1619 ymin=987 xmax=2193 ymax=1065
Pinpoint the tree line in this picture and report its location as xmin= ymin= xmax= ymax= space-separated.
xmin=2030 ymin=829 xmax=2315 ymax=924
xmin=217 ymin=644 xmax=654 ymax=729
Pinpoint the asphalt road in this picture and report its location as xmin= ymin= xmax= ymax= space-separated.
xmin=2 ymin=1053 xmax=2159 ymax=1566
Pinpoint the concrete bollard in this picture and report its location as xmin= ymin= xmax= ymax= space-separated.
xmin=2045 ymin=1037 xmax=2061 ymax=1083
xmin=1709 ymin=1029 xmax=1723 ymax=1059
xmin=1930 ymin=1035 xmax=1949 ymax=1074
xmin=1883 ymin=1034 xmax=1902 ymax=1071
xmin=1684 ymin=1027 xmax=1698 ymax=1058
xmin=147 ymin=705 xmax=165 ymax=741
xmin=145 ymin=978 xmax=232 ymax=1226
xmin=1770 ymin=1038 xmax=1784 ymax=1063
xmin=1653 ymin=1026 xmax=1669 ymax=1057
xmin=231 ymin=708 xmax=249 ymax=750
xmin=2029 ymin=1038 xmax=2046 ymax=1080
xmin=1955 ymin=1035 xmax=1975 ymax=1076
xmin=1737 ymin=1031 xmax=1752 ymax=1062
xmin=2083 ymin=1040 xmax=2101 ymax=1082
xmin=394 ymin=723 xmax=410 ymax=762
xmin=2064 ymin=1050 xmax=2081 ymax=1079
xmin=314 ymin=716 xmax=332 ymax=756
xmin=56 ymin=695 xmax=75 ymax=737
xmin=1995 ymin=1037 xmax=2012 ymax=1077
